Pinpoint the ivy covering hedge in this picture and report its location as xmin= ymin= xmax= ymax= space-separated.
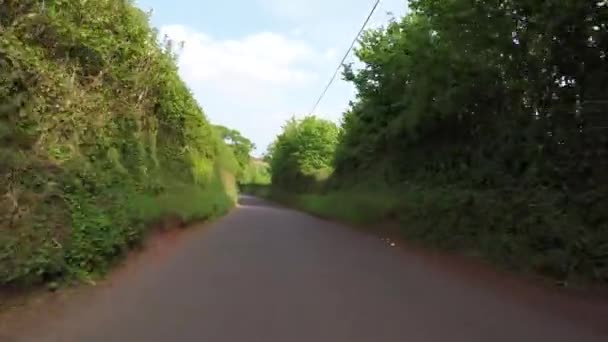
xmin=0 ymin=0 xmax=238 ymax=285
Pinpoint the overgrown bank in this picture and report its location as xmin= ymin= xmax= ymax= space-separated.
xmin=258 ymin=1 xmax=607 ymax=286
xmin=1 ymin=0 xmax=239 ymax=286
xmin=244 ymin=184 xmax=604 ymax=285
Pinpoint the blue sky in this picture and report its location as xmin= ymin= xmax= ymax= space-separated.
xmin=136 ymin=0 xmax=409 ymax=155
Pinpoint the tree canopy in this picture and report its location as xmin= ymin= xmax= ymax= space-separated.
xmin=334 ymin=0 xmax=607 ymax=188
xmin=268 ymin=116 xmax=339 ymax=190
xmin=213 ymin=126 xmax=255 ymax=167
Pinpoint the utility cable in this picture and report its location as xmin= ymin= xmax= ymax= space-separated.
xmin=308 ymin=0 xmax=381 ymax=115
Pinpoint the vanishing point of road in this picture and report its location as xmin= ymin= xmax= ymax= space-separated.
xmin=9 ymin=196 xmax=608 ymax=341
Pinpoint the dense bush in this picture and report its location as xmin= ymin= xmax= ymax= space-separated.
xmin=213 ymin=125 xmax=257 ymax=182
xmin=240 ymin=159 xmax=271 ymax=185
xmin=267 ymin=116 xmax=339 ymax=191
xmin=0 ymin=0 xmax=238 ymax=285
xmin=212 ymin=125 xmax=270 ymax=185
xmin=264 ymin=0 xmax=608 ymax=285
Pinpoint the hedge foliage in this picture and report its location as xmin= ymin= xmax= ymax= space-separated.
xmin=0 ymin=0 xmax=238 ymax=285
xmin=264 ymin=0 xmax=608 ymax=285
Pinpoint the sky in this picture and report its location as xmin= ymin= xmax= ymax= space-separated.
xmin=136 ymin=0 xmax=410 ymax=155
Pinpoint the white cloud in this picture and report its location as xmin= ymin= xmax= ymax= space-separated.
xmin=161 ymin=25 xmax=320 ymax=86
xmin=324 ymin=48 xmax=338 ymax=61
xmin=158 ymin=24 xmax=336 ymax=154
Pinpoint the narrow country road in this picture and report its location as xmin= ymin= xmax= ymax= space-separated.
xmin=11 ymin=196 xmax=607 ymax=342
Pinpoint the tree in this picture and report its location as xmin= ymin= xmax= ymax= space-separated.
xmin=269 ymin=116 xmax=339 ymax=190
xmin=327 ymin=0 xmax=608 ymax=282
xmin=213 ymin=125 xmax=255 ymax=179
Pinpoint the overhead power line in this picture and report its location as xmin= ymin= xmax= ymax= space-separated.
xmin=308 ymin=0 xmax=381 ymax=116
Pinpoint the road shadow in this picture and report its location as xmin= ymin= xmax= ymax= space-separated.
xmin=238 ymin=195 xmax=287 ymax=210
xmin=238 ymin=195 xmax=271 ymax=207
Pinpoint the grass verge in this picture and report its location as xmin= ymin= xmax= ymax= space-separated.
xmin=241 ymin=184 xmax=608 ymax=287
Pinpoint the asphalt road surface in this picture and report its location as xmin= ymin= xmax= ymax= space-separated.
xmin=13 ymin=196 xmax=607 ymax=341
